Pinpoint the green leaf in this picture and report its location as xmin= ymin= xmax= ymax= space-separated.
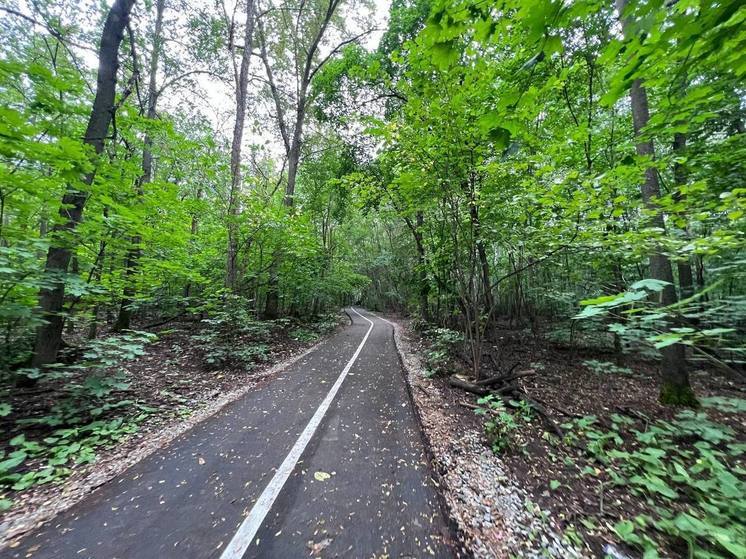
xmin=0 ymin=454 xmax=26 ymax=473
xmin=713 ymin=531 xmax=746 ymax=557
xmin=630 ymin=279 xmax=669 ymax=292
xmin=430 ymin=40 xmax=459 ymax=70
xmin=613 ymin=519 xmax=635 ymax=540
xmin=652 ymin=334 xmax=682 ymax=349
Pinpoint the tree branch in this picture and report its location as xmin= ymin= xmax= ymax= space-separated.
xmin=155 ymin=70 xmax=227 ymax=100
xmin=308 ymin=28 xmax=377 ymax=86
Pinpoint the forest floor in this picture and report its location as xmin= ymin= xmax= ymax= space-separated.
xmin=0 ymin=313 xmax=344 ymax=548
xmin=392 ymin=318 xmax=745 ymax=559
xmin=2 ymin=312 xmax=743 ymax=557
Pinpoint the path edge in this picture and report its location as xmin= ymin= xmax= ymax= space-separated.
xmin=378 ymin=314 xmax=471 ymax=559
xmin=0 ymin=328 xmax=337 ymax=550
xmin=378 ymin=314 xmax=589 ymax=559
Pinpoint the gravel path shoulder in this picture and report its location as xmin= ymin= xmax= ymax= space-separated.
xmin=387 ymin=316 xmax=589 ymax=559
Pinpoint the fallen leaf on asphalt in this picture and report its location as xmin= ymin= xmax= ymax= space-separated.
xmin=307 ymin=537 xmax=332 ymax=556
xmin=314 ymin=471 xmax=331 ymax=481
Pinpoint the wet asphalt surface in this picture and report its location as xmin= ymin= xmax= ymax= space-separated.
xmin=3 ymin=308 xmax=453 ymax=559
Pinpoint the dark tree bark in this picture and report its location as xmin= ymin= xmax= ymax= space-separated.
xmin=30 ymin=0 xmax=137 ymax=372
xmin=617 ymin=0 xmax=696 ymax=406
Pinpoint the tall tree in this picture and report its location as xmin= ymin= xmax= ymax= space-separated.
xmin=30 ymin=0 xmax=138 ymax=370
xmin=616 ymin=0 xmax=696 ymax=405
xmin=257 ymin=0 xmax=369 ymax=316
xmin=226 ymin=0 xmax=257 ymax=291
xmin=114 ymin=0 xmax=166 ymax=331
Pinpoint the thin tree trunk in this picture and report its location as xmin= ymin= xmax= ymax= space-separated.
xmin=263 ymin=101 xmax=304 ymax=319
xmin=64 ymin=256 xmax=80 ymax=335
xmin=183 ymin=187 xmax=202 ymax=299
xmin=465 ymin=180 xmax=493 ymax=314
xmin=114 ymin=0 xmax=165 ymax=331
xmin=30 ymin=0 xmax=137 ymax=373
xmin=285 ymin=127 xmax=303 ymax=206
xmin=414 ymin=213 xmax=430 ymax=322
xmin=673 ymin=132 xmax=695 ymax=300
xmin=263 ymin=259 xmax=280 ymax=319
xmin=226 ymin=0 xmax=257 ymax=292
xmin=259 ymin=0 xmax=342 ymax=318
xmin=617 ymin=0 xmax=695 ymax=405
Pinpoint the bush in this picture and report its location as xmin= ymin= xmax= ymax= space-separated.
xmin=424 ymin=327 xmax=463 ymax=376
xmin=475 ymin=394 xmax=527 ymax=453
xmin=192 ymin=295 xmax=272 ymax=370
xmin=0 ymin=331 xmax=158 ymax=507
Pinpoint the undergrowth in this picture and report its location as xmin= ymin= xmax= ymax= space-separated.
xmin=473 ymin=355 xmax=745 ymax=559
xmin=0 ymin=331 xmax=158 ymax=511
xmin=191 ymin=295 xmax=339 ymax=370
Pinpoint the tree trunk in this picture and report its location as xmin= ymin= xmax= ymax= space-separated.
xmin=183 ymin=187 xmax=202 ymax=299
xmin=263 ymin=259 xmax=280 ymax=319
xmin=114 ymin=0 xmax=165 ymax=331
xmin=263 ymin=102 xmax=304 ymax=319
xmin=414 ymin=213 xmax=430 ymax=322
xmin=30 ymin=0 xmax=137 ymax=372
xmin=285 ymin=131 xmax=302 ymax=207
xmin=672 ymin=132 xmax=695 ymax=300
xmin=467 ymin=184 xmax=493 ymax=314
xmin=617 ymin=0 xmax=695 ymax=406
xmin=258 ymin=0 xmax=343 ymax=318
xmin=226 ymin=0 xmax=257 ymax=291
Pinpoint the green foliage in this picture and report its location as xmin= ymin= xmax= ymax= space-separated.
xmin=576 ymin=279 xmax=744 ymax=364
xmin=0 ymin=0 xmax=744 ymax=541
xmin=423 ymin=327 xmax=463 ymax=376
xmin=289 ymin=314 xmax=340 ymax=342
xmin=192 ymin=295 xmax=272 ymax=370
xmin=565 ymin=403 xmax=746 ymax=558
xmin=288 ymin=327 xmax=318 ymax=343
xmin=702 ymin=397 xmax=746 ymax=414
xmin=475 ymin=394 xmax=530 ymax=453
xmin=583 ymin=360 xmax=634 ymax=376
xmin=0 ymin=331 xmax=158 ymax=502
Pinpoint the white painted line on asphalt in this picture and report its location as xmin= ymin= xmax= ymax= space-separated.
xmin=219 ymin=307 xmax=374 ymax=559
xmin=369 ymin=310 xmax=395 ymax=327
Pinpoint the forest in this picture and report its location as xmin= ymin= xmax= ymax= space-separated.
xmin=0 ymin=0 xmax=744 ymax=557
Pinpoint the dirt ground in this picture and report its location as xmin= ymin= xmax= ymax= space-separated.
xmin=392 ymin=319 xmax=745 ymax=559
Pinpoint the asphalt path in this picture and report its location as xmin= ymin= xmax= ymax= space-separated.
xmin=3 ymin=308 xmax=453 ymax=559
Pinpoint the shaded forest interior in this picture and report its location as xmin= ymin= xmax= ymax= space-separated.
xmin=0 ymin=0 xmax=745 ymax=556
